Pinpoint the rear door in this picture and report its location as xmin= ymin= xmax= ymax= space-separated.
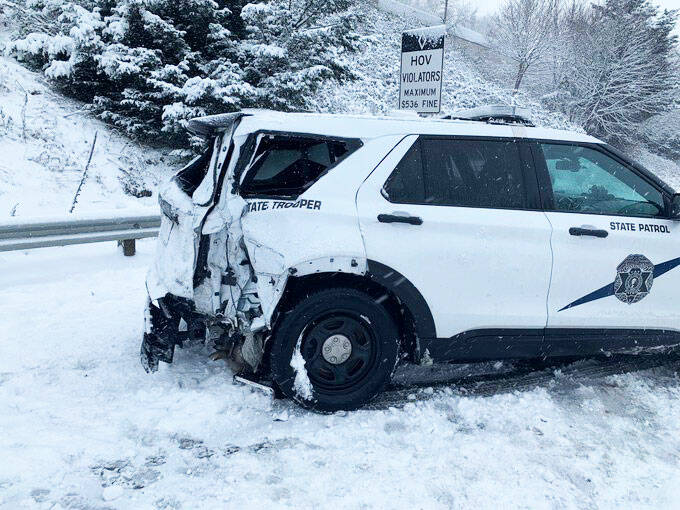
xmin=533 ymin=142 xmax=680 ymax=333
xmin=356 ymin=135 xmax=553 ymax=347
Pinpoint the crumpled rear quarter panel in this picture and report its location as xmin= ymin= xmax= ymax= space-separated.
xmin=240 ymin=135 xmax=405 ymax=322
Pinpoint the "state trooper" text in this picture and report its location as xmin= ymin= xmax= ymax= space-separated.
xmin=247 ymin=199 xmax=322 ymax=213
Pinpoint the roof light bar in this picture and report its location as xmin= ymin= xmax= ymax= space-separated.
xmin=444 ymin=105 xmax=535 ymax=127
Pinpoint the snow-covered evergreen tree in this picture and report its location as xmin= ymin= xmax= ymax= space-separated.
xmin=238 ymin=0 xmax=358 ymax=110
xmin=6 ymin=0 xmax=360 ymax=148
xmin=91 ymin=0 xmax=242 ymax=145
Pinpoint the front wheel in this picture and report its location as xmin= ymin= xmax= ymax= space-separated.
xmin=269 ymin=288 xmax=400 ymax=412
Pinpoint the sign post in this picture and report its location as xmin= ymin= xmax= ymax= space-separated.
xmin=399 ymin=25 xmax=446 ymax=114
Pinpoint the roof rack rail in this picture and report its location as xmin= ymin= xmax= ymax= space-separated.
xmin=442 ymin=105 xmax=535 ymax=127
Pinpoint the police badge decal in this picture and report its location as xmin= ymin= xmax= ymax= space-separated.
xmin=614 ymin=254 xmax=654 ymax=304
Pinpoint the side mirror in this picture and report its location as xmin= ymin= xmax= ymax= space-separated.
xmin=671 ymin=194 xmax=680 ymax=220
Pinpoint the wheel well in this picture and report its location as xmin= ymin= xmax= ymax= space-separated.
xmin=269 ymin=272 xmax=419 ymax=363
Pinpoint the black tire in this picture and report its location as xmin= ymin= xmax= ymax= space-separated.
xmin=269 ymin=287 xmax=400 ymax=412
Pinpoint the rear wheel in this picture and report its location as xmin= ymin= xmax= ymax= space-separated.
xmin=269 ymin=288 xmax=400 ymax=412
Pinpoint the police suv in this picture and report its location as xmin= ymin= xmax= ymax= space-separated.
xmin=142 ymin=106 xmax=680 ymax=412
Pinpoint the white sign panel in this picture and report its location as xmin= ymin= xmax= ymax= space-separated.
xmin=399 ymin=25 xmax=445 ymax=113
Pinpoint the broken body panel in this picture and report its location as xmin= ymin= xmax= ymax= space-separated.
xmin=142 ymin=112 xmax=399 ymax=373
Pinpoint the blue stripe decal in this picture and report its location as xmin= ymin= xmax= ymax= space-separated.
xmin=559 ymin=283 xmax=614 ymax=311
xmin=652 ymin=256 xmax=680 ymax=277
xmin=558 ymin=255 xmax=680 ymax=312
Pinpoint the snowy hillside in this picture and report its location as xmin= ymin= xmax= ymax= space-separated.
xmin=0 ymin=52 xmax=175 ymax=218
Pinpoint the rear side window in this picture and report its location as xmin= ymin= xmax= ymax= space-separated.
xmin=174 ymin=142 xmax=214 ymax=197
xmin=384 ymin=138 xmax=527 ymax=209
xmin=240 ymin=134 xmax=362 ymax=198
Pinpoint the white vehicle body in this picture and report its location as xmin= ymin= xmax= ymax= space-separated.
xmin=142 ymin=109 xmax=680 ymax=404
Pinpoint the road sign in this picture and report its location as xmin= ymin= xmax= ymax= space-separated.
xmin=399 ymin=25 xmax=445 ymax=114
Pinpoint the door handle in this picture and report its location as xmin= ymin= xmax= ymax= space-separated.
xmin=569 ymin=227 xmax=608 ymax=238
xmin=378 ymin=214 xmax=423 ymax=225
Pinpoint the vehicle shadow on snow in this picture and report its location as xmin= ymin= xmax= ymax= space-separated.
xmin=369 ymin=352 xmax=680 ymax=409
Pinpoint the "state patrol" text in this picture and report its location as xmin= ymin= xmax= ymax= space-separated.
xmin=610 ymin=221 xmax=671 ymax=233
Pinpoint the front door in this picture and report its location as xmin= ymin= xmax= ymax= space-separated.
xmin=356 ymin=135 xmax=553 ymax=347
xmin=533 ymin=142 xmax=680 ymax=333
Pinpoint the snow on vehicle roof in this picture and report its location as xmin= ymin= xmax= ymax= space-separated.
xmin=222 ymin=109 xmax=603 ymax=145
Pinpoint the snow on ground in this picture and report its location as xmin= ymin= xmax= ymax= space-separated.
xmin=0 ymin=52 xmax=174 ymax=219
xmin=1 ymin=241 xmax=680 ymax=509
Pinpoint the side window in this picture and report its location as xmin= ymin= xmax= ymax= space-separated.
xmin=174 ymin=141 xmax=215 ymax=197
xmin=383 ymin=138 xmax=526 ymax=208
xmin=240 ymin=134 xmax=361 ymax=198
xmin=383 ymin=140 xmax=425 ymax=203
xmin=539 ymin=144 xmax=664 ymax=218
xmin=384 ymin=137 xmax=527 ymax=209
xmin=428 ymin=139 xmax=526 ymax=208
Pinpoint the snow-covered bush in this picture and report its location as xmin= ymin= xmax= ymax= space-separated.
xmin=239 ymin=0 xmax=358 ymax=110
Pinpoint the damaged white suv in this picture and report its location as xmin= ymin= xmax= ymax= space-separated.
xmin=143 ymin=107 xmax=680 ymax=411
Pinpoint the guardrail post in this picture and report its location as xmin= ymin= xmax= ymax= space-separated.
xmin=122 ymin=239 xmax=136 ymax=256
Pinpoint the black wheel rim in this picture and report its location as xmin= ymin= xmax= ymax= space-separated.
xmin=300 ymin=311 xmax=378 ymax=393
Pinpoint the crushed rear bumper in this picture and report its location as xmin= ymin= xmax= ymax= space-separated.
xmin=141 ymin=295 xmax=197 ymax=372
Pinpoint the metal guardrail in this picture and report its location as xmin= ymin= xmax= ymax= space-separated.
xmin=0 ymin=214 xmax=161 ymax=255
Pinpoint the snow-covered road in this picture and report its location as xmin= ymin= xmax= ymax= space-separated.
xmin=1 ymin=241 xmax=680 ymax=509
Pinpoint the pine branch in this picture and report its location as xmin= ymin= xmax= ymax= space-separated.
xmin=293 ymin=0 xmax=333 ymax=30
